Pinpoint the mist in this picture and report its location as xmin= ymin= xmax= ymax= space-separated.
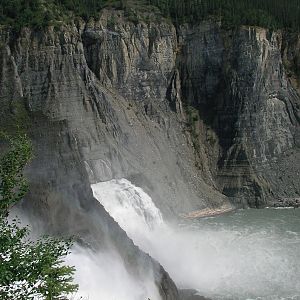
xmin=11 ymin=205 xmax=162 ymax=300
xmin=91 ymin=179 xmax=300 ymax=300
xmin=66 ymin=246 xmax=161 ymax=300
xmin=12 ymin=179 xmax=300 ymax=300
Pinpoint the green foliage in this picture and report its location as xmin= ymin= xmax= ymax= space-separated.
xmin=0 ymin=219 xmax=78 ymax=299
xmin=54 ymin=0 xmax=105 ymax=21
xmin=149 ymin=0 xmax=300 ymax=30
xmin=107 ymin=14 xmax=117 ymax=28
xmin=0 ymin=0 xmax=55 ymax=30
xmin=0 ymin=132 xmax=32 ymax=217
xmin=0 ymin=0 xmax=121 ymax=28
xmin=1 ymin=0 xmax=300 ymax=30
xmin=0 ymin=133 xmax=78 ymax=299
xmin=184 ymin=105 xmax=201 ymax=151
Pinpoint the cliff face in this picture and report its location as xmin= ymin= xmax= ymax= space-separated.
xmin=79 ymin=12 xmax=230 ymax=216
xmin=76 ymin=11 xmax=300 ymax=209
xmin=0 ymin=8 xmax=300 ymax=298
xmin=174 ymin=23 xmax=300 ymax=207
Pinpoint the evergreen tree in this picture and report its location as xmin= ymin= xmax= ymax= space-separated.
xmin=0 ymin=1 xmax=300 ymax=35
xmin=0 ymin=133 xmax=78 ymax=300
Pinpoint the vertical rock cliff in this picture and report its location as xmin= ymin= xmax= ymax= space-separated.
xmin=173 ymin=23 xmax=300 ymax=207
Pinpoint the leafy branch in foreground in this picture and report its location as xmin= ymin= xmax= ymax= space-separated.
xmin=0 ymin=132 xmax=78 ymax=299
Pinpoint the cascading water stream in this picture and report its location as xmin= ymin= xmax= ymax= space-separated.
xmin=91 ymin=178 xmax=300 ymax=300
xmin=65 ymin=179 xmax=164 ymax=300
xmin=92 ymin=179 xmax=164 ymax=244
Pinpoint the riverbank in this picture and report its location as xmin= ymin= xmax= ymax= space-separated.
xmin=181 ymin=204 xmax=235 ymax=219
xmin=270 ymin=197 xmax=300 ymax=208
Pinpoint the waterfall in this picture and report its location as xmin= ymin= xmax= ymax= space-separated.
xmin=91 ymin=179 xmax=300 ymax=300
xmin=91 ymin=179 xmax=165 ymax=246
xmin=65 ymin=179 xmax=164 ymax=300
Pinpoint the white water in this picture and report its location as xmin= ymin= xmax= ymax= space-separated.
xmin=92 ymin=179 xmax=164 ymax=246
xmin=90 ymin=178 xmax=300 ymax=300
xmin=64 ymin=179 xmax=163 ymax=300
xmin=66 ymin=246 xmax=160 ymax=300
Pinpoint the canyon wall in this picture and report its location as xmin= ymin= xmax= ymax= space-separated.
xmin=0 ymin=8 xmax=300 ymax=297
xmin=174 ymin=23 xmax=300 ymax=207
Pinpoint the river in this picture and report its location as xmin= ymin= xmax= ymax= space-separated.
xmin=83 ymin=179 xmax=300 ymax=300
xmin=183 ymin=208 xmax=300 ymax=300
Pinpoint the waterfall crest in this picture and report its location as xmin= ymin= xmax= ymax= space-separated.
xmin=92 ymin=179 xmax=164 ymax=245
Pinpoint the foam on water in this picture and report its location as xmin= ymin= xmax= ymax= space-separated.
xmin=91 ymin=179 xmax=300 ymax=300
